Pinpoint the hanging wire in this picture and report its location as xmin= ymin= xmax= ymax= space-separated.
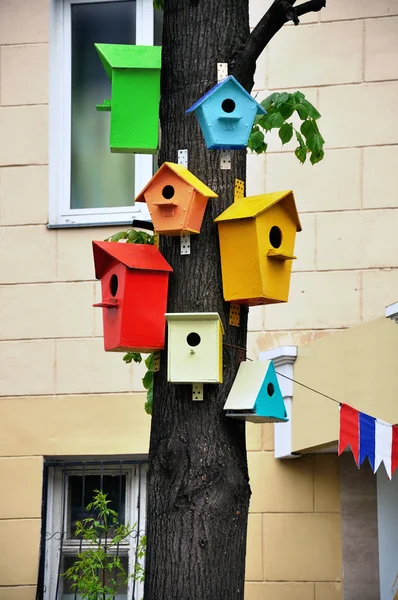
xmin=274 ymin=369 xmax=341 ymax=405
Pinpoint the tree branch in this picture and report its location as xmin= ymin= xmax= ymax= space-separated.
xmin=231 ymin=0 xmax=326 ymax=91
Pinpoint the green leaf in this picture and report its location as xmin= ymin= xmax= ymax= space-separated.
xmin=301 ymin=99 xmax=321 ymax=120
xmin=247 ymin=129 xmax=265 ymax=152
xmin=295 ymin=104 xmax=308 ymax=120
xmin=310 ymin=149 xmax=325 ymax=165
xmin=107 ymin=231 xmax=127 ymax=242
xmin=279 ymin=123 xmax=293 ymax=145
xmin=274 ymin=92 xmax=289 ymax=109
xmin=255 ymin=141 xmax=268 ymax=155
xmin=279 ymin=102 xmax=295 ymax=120
xmin=260 ymin=92 xmax=281 ymax=111
xmin=295 ymin=146 xmax=307 ymax=164
xmin=144 ymin=353 xmax=154 ymax=371
xmin=142 ymin=370 xmax=154 ymax=390
xmin=293 ymin=91 xmax=305 ymax=103
xmin=300 ymin=120 xmax=316 ymax=139
xmin=264 ymin=112 xmax=285 ymax=130
xmin=123 ymin=352 xmax=142 ymax=364
xmin=296 ymin=130 xmax=306 ymax=148
xmin=127 ymin=229 xmax=139 ymax=244
xmin=145 ymin=385 xmax=153 ymax=415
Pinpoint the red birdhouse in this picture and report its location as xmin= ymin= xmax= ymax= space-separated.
xmin=92 ymin=241 xmax=173 ymax=353
xmin=135 ymin=162 xmax=218 ymax=236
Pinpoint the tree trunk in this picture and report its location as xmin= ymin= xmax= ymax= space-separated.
xmin=144 ymin=1 xmax=254 ymax=599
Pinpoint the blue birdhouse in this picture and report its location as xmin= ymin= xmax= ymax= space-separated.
xmin=186 ymin=75 xmax=266 ymax=150
xmin=223 ymin=360 xmax=288 ymax=423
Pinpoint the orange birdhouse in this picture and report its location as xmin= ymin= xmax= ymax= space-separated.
xmin=135 ymin=162 xmax=218 ymax=236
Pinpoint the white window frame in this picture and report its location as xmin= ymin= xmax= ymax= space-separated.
xmin=44 ymin=462 xmax=147 ymax=600
xmin=49 ymin=0 xmax=154 ymax=227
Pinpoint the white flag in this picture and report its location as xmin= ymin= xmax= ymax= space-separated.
xmin=374 ymin=419 xmax=392 ymax=479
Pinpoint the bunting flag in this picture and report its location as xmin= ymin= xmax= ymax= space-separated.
xmin=339 ymin=403 xmax=398 ymax=479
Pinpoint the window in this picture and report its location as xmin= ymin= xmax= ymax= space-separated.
xmin=49 ymin=0 xmax=162 ymax=227
xmin=41 ymin=460 xmax=147 ymax=600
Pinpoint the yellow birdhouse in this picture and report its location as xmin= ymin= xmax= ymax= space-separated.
xmin=214 ymin=191 xmax=301 ymax=306
xmin=165 ymin=313 xmax=224 ymax=384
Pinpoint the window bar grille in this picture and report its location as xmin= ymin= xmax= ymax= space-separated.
xmin=39 ymin=459 xmax=148 ymax=600
xmin=55 ymin=463 xmax=68 ymax=600
xmin=99 ymin=461 xmax=106 ymax=594
xmin=74 ymin=461 xmax=86 ymax=600
xmin=131 ymin=463 xmax=142 ymax=600
xmin=113 ymin=460 xmax=123 ymax=589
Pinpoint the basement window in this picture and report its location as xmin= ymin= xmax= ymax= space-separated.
xmin=40 ymin=459 xmax=147 ymax=600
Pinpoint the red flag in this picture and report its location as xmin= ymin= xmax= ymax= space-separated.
xmin=338 ymin=404 xmax=359 ymax=465
xmin=392 ymin=425 xmax=398 ymax=477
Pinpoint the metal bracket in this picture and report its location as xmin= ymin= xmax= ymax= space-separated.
xmin=153 ymin=353 xmax=161 ymax=372
xmin=181 ymin=234 xmax=191 ymax=255
xmin=229 ymin=303 xmax=241 ymax=327
xmin=217 ymin=62 xmax=228 ymax=82
xmin=234 ymin=179 xmax=245 ymax=202
xmin=178 ymin=149 xmax=188 ymax=168
xmin=220 ymin=151 xmax=231 ymax=170
xmin=192 ymin=383 xmax=204 ymax=401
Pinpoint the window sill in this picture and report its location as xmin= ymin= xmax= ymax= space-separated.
xmin=47 ymin=220 xmax=137 ymax=230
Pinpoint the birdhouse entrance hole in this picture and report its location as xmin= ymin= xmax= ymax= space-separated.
xmin=269 ymin=226 xmax=282 ymax=249
xmin=162 ymin=185 xmax=175 ymax=200
xmin=221 ymin=98 xmax=236 ymax=113
xmin=187 ymin=332 xmax=201 ymax=347
xmin=110 ymin=274 xmax=118 ymax=296
xmin=267 ymin=382 xmax=274 ymax=397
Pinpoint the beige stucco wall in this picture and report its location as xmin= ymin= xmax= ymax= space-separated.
xmin=0 ymin=0 xmax=397 ymax=598
xmin=291 ymin=316 xmax=398 ymax=452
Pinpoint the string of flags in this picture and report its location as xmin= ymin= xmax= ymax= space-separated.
xmin=338 ymin=403 xmax=398 ymax=479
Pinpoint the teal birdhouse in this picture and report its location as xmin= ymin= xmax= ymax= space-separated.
xmin=95 ymin=44 xmax=162 ymax=154
xmin=185 ymin=75 xmax=266 ymax=150
xmin=223 ymin=360 xmax=288 ymax=423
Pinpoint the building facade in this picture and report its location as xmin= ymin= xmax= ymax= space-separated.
xmin=1 ymin=0 xmax=398 ymax=598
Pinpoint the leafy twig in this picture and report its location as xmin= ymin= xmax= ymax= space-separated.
xmin=62 ymin=490 xmax=145 ymax=599
xmin=247 ymin=91 xmax=325 ymax=165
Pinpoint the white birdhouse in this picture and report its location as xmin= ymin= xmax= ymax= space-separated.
xmin=223 ymin=360 xmax=288 ymax=423
xmin=165 ymin=313 xmax=224 ymax=384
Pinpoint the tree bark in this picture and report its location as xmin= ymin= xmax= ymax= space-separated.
xmin=144 ymin=1 xmax=253 ymax=599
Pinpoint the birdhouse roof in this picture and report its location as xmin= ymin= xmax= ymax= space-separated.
xmin=186 ymin=75 xmax=266 ymax=115
xmin=95 ymin=44 xmax=162 ymax=79
xmin=214 ymin=190 xmax=302 ymax=231
xmin=93 ymin=241 xmax=173 ymax=280
xmin=165 ymin=312 xmax=224 ymax=333
xmin=223 ymin=361 xmax=272 ymax=411
xmin=135 ymin=162 xmax=218 ymax=202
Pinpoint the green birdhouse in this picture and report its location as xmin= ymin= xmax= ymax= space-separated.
xmin=95 ymin=43 xmax=162 ymax=154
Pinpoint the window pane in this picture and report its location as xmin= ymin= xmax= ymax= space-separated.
xmin=62 ymin=554 xmax=128 ymax=598
xmin=68 ymin=474 xmax=126 ymax=538
xmin=71 ymin=1 xmax=136 ymax=210
xmin=154 ymin=7 xmax=163 ymax=46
